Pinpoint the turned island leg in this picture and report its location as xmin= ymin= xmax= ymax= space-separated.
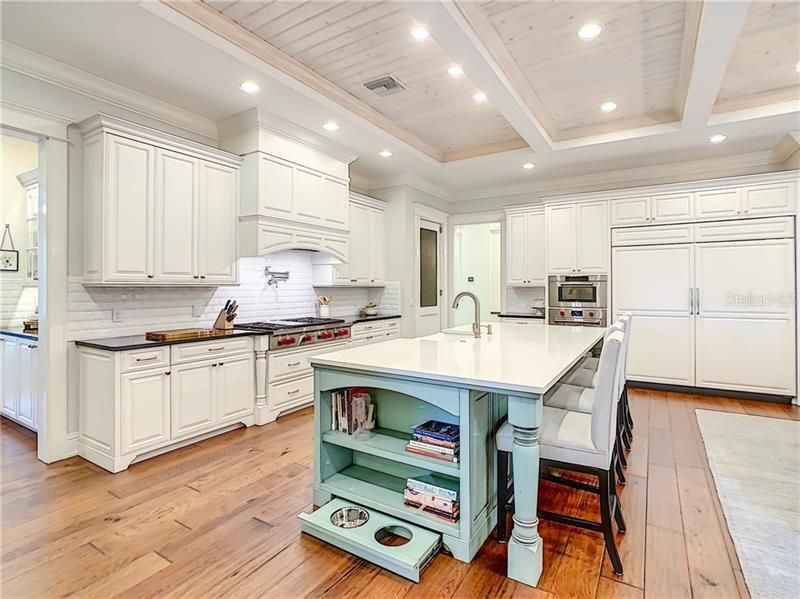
xmin=506 ymin=394 xmax=544 ymax=587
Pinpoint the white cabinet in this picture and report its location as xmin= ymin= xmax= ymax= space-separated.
xmin=505 ymin=208 xmax=545 ymax=286
xmin=694 ymin=188 xmax=742 ymax=219
xmin=610 ymin=197 xmax=650 ymax=226
xmin=78 ymin=337 xmax=255 ymax=472
xmin=742 ymin=182 xmax=796 ymax=216
xmin=312 ymin=194 xmax=386 ymax=286
xmin=1 ymin=335 xmax=37 ymax=431
xmin=350 ymin=319 xmax=401 ymax=346
xmin=611 ymin=193 xmax=693 ymax=226
xmin=80 ymin=114 xmax=241 ymax=286
xmin=546 ymin=201 xmax=609 ymax=274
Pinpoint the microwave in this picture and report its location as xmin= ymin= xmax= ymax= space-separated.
xmin=548 ymin=274 xmax=608 ymax=309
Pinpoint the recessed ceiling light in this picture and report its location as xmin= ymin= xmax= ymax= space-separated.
xmin=322 ymin=122 xmax=340 ymax=132
xmin=600 ymin=101 xmax=618 ymax=113
xmin=411 ymin=27 xmax=429 ymax=41
xmin=795 ymin=61 xmax=800 ymax=73
xmin=578 ymin=22 xmax=603 ymax=41
xmin=239 ymin=81 xmax=260 ymax=94
xmin=379 ymin=150 xmax=393 ymax=158
xmin=709 ymin=134 xmax=727 ymax=144
xmin=522 ymin=162 xmax=535 ymax=170
xmin=448 ymin=65 xmax=463 ymax=77
xmin=473 ymin=92 xmax=487 ymax=103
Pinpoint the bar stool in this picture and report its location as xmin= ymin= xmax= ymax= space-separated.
xmin=495 ymin=330 xmax=627 ymax=575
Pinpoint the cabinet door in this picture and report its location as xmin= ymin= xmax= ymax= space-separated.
xmin=171 ymin=360 xmax=215 ymax=439
xmin=527 ymin=211 xmax=546 ymax=284
xmin=694 ymin=188 xmax=741 ymax=219
xmin=743 ymin=183 xmax=796 ymax=216
xmin=369 ymin=207 xmax=385 ymax=283
xmin=154 ymin=149 xmax=197 ymax=282
xmin=2 ymin=338 xmax=20 ymax=418
xmin=347 ymin=202 xmax=371 ymax=282
xmin=546 ymin=204 xmax=577 ymax=273
xmin=199 ymin=161 xmax=238 ymax=283
xmin=215 ymin=354 xmax=254 ymax=424
xmin=651 ymin=193 xmax=693 ymax=223
xmin=610 ymin=197 xmax=650 ymax=226
xmin=259 ymin=155 xmax=293 ymax=217
xmin=105 ymin=135 xmax=155 ymax=281
xmin=576 ymin=201 xmax=608 ymax=273
xmin=612 ymin=244 xmax=695 ymax=385
xmin=17 ymin=343 xmax=36 ymax=429
xmin=506 ymin=212 xmax=529 ymax=285
xmin=294 ymin=167 xmax=323 ymax=221
xmin=320 ymin=176 xmax=349 ymax=229
xmin=120 ymin=369 xmax=170 ymax=454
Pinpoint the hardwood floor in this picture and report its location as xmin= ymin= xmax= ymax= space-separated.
xmin=2 ymin=389 xmax=797 ymax=598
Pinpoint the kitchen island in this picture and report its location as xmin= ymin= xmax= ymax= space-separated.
xmin=304 ymin=322 xmax=604 ymax=586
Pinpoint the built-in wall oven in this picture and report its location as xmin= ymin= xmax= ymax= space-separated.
xmin=547 ymin=274 xmax=608 ymax=327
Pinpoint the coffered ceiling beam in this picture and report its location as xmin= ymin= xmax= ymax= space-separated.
xmin=680 ymin=0 xmax=752 ymax=128
xmin=402 ymin=0 xmax=553 ymax=155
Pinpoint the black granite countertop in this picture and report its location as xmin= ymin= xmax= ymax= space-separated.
xmin=0 ymin=329 xmax=39 ymax=342
xmin=346 ymin=314 xmax=402 ymax=324
xmin=74 ymin=328 xmax=263 ymax=352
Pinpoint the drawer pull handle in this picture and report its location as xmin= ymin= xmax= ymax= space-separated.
xmin=287 ymin=361 xmax=301 ymax=367
xmin=287 ymin=388 xmax=301 ymax=395
xmin=136 ymin=356 xmax=158 ymax=362
xmin=165 ymin=371 xmax=171 ymax=376
xmin=219 ymin=362 xmax=224 ymax=366
xmin=208 ymin=347 xmax=225 ymax=352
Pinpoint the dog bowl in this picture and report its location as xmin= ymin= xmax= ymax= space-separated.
xmin=330 ymin=506 xmax=370 ymax=529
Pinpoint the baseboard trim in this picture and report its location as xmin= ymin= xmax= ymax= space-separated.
xmin=628 ymin=381 xmax=794 ymax=404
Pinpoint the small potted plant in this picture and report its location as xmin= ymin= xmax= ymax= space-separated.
xmin=317 ymin=295 xmax=331 ymax=317
xmin=363 ymin=302 xmax=379 ymax=316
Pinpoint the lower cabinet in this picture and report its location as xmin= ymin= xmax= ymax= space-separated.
xmin=78 ymin=339 xmax=255 ymax=472
xmin=350 ymin=319 xmax=401 ymax=347
xmin=1 ymin=335 xmax=38 ymax=431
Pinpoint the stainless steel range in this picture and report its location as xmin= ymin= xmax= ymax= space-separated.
xmin=235 ymin=317 xmax=351 ymax=350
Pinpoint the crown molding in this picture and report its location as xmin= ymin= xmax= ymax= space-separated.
xmin=1 ymin=41 xmax=219 ymax=142
xmin=366 ymin=174 xmax=451 ymax=203
xmin=254 ymin=110 xmax=359 ymax=165
xmin=0 ymin=99 xmax=71 ymax=140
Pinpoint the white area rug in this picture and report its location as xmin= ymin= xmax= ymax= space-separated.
xmin=695 ymin=410 xmax=800 ymax=599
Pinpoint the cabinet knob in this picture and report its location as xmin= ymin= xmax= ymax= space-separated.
xmin=200 ymin=275 xmax=206 ymax=279
xmin=165 ymin=371 xmax=171 ymax=376
xmin=193 ymin=275 xmax=199 ymax=279
xmin=147 ymin=275 xmax=154 ymax=279
xmin=212 ymin=363 xmax=217 ymax=367
xmin=219 ymin=362 xmax=224 ymax=366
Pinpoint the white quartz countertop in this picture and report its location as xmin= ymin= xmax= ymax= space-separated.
xmin=311 ymin=322 xmax=604 ymax=395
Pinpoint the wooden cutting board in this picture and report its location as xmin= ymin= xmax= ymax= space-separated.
xmin=145 ymin=328 xmax=215 ymax=342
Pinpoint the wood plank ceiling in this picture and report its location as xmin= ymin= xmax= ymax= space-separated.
xmin=714 ymin=1 xmax=800 ymax=114
xmin=204 ymin=0 xmax=527 ymax=161
xmin=476 ymin=0 xmax=693 ymax=141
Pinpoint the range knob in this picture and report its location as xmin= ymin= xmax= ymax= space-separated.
xmin=318 ymin=331 xmax=333 ymax=340
xmin=559 ymin=310 xmax=566 ymax=317
xmin=588 ymin=311 xmax=595 ymax=318
xmin=334 ymin=328 xmax=349 ymax=337
xmin=302 ymin=334 xmax=313 ymax=342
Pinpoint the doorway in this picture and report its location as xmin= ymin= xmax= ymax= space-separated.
xmin=452 ymin=222 xmax=502 ymax=327
xmin=416 ymin=216 xmax=444 ymax=336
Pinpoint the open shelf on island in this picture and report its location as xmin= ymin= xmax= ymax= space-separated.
xmin=322 ymin=428 xmax=460 ymax=477
xmin=322 ymin=464 xmax=460 ymax=536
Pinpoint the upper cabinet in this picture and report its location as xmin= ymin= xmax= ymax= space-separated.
xmin=505 ymin=207 xmax=545 ymax=286
xmin=80 ymin=115 xmax=241 ymax=286
xmin=312 ymin=194 xmax=386 ymax=287
xmin=546 ymin=201 xmax=609 ymax=274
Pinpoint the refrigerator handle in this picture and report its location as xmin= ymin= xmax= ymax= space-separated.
xmin=696 ymin=288 xmax=700 ymax=315
xmin=689 ymin=288 xmax=694 ymax=315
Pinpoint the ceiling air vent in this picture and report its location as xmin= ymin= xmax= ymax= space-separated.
xmin=363 ymin=75 xmax=407 ymax=97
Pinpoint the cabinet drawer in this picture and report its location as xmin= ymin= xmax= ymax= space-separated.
xmin=612 ymin=224 xmax=694 ymax=247
xmin=694 ymin=216 xmax=794 ymax=242
xmin=171 ymin=338 xmax=253 ymax=364
xmin=269 ymin=350 xmax=313 ymax=380
xmin=268 ymin=375 xmax=314 ymax=411
xmin=384 ymin=319 xmax=400 ymax=331
xmin=352 ymin=321 xmax=387 ymax=337
xmin=121 ymin=347 xmax=170 ymax=373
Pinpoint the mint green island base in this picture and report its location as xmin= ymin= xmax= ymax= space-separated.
xmin=300 ymin=365 xmax=544 ymax=586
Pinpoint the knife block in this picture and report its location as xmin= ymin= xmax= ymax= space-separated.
xmin=213 ymin=309 xmax=234 ymax=331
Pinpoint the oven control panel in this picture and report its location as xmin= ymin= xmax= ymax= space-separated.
xmin=547 ymin=308 xmax=607 ymax=327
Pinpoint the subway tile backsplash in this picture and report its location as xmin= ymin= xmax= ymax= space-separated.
xmin=67 ymin=251 xmax=401 ymax=340
xmin=505 ymin=286 xmax=546 ymax=313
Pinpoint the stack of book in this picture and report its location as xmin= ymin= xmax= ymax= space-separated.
xmin=330 ymin=388 xmax=375 ymax=435
xmin=404 ymin=420 xmax=459 ymax=463
xmin=404 ymin=473 xmax=460 ymax=523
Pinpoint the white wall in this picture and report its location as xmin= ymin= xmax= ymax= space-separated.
xmin=0 ymin=134 xmax=38 ymax=328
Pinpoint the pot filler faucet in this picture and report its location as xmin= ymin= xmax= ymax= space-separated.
xmin=452 ymin=292 xmax=492 ymax=338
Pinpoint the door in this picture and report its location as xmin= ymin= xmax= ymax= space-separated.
xmin=694 ymin=188 xmax=741 ymax=219
xmin=417 ymin=218 xmax=443 ymax=336
xmin=546 ymin=204 xmax=577 ymax=273
xmin=612 ymin=244 xmax=695 ymax=385
xmin=506 ymin=212 xmax=528 ymax=285
xmin=348 ymin=202 xmax=371 ymax=283
xmin=694 ymin=239 xmax=796 ymax=395
xmin=120 ymin=368 xmax=170 ymax=454
xmin=2 ymin=338 xmax=19 ymax=418
xmin=576 ymin=201 xmax=609 ymax=273
xmin=154 ymin=149 xmax=197 ymax=282
xmin=610 ymin=196 xmax=650 ymax=226
xmin=215 ymin=354 xmax=255 ymax=424
xmin=651 ymin=193 xmax=693 ymax=223
xmin=105 ymin=134 xmax=155 ymax=281
xmin=171 ymin=360 xmax=215 ymax=439
xmin=17 ymin=343 xmax=36 ymax=429
xmin=199 ymin=161 xmax=238 ymax=283
xmin=369 ymin=207 xmax=385 ymax=284
xmin=742 ymin=183 xmax=795 ymax=216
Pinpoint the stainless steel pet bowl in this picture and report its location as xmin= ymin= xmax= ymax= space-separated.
xmin=330 ymin=506 xmax=370 ymax=529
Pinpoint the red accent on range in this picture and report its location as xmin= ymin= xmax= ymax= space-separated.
xmin=559 ymin=310 xmax=566 ymax=317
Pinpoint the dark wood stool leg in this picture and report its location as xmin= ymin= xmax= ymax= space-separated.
xmin=496 ymin=449 xmax=509 ymax=542
xmin=616 ymin=435 xmax=628 ymax=468
xmin=624 ymin=384 xmax=634 ymax=431
xmin=599 ymin=469 xmax=624 ymax=575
